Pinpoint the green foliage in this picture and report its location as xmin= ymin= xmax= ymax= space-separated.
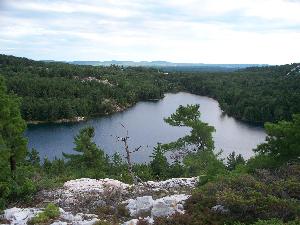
xmin=234 ymin=218 xmax=300 ymax=225
xmin=1 ymin=55 xmax=300 ymax=124
xmin=227 ymin=151 xmax=246 ymax=171
xmin=93 ymin=221 xmax=114 ymax=225
xmin=246 ymin=154 xmax=279 ymax=172
xmin=43 ymin=203 xmax=60 ymax=218
xmin=28 ymin=212 xmax=49 ymax=225
xmin=27 ymin=148 xmax=41 ymax=167
xmin=255 ymin=114 xmax=300 ymax=163
xmin=166 ymin=65 xmax=300 ymax=123
xmin=28 ymin=203 xmax=60 ymax=225
xmin=184 ymin=150 xmax=227 ymax=184
xmin=63 ymin=126 xmax=109 ymax=178
xmin=150 ymin=144 xmax=170 ymax=180
xmin=134 ymin=164 xmax=154 ymax=181
xmin=161 ymin=104 xmax=222 ymax=180
xmin=157 ymin=163 xmax=300 ymax=225
xmin=0 ymin=75 xmax=32 ymax=209
xmin=1 ymin=57 xmax=300 ymax=225
xmin=0 ymin=75 xmax=27 ymax=173
xmin=164 ymin=104 xmax=201 ymax=127
xmin=167 ymin=161 xmax=186 ymax=178
xmin=162 ymin=104 xmax=215 ymax=157
xmin=0 ymin=55 xmax=171 ymax=122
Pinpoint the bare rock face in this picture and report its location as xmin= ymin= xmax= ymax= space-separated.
xmin=2 ymin=177 xmax=198 ymax=225
xmin=124 ymin=194 xmax=189 ymax=218
xmin=125 ymin=196 xmax=154 ymax=217
xmin=37 ymin=178 xmax=130 ymax=213
xmin=2 ymin=207 xmax=99 ymax=225
xmin=3 ymin=208 xmax=41 ymax=225
xmin=36 ymin=177 xmax=198 ymax=214
xmin=151 ymin=194 xmax=188 ymax=218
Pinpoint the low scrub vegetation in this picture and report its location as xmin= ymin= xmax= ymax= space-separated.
xmin=28 ymin=203 xmax=60 ymax=225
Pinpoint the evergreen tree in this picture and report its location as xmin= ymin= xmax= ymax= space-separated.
xmin=163 ymin=104 xmax=215 ymax=157
xmin=162 ymin=104 xmax=225 ymax=180
xmin=226 ymin=151 xmax=245 ymax=171
xmin=255 ymin=114 xmax=300 ymax=163
xmin=63 ymin=126 xmax=109 ymax=178
xmin=150 ymin=144 xmax=170 ymax=180
xmin=0 ymin=76 xmax=27 ymax=174
xmin=27 ymin=148 xmax=41 ymax=167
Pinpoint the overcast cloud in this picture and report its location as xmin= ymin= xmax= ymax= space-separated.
xmin=0 ymin=0 xmax=299 ymax=64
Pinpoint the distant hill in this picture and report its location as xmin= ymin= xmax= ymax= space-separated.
xmin=69 ymin=60 xmax=268 ymax=72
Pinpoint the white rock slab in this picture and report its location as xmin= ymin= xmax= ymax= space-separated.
xmin=4 ymin=207 xmax=41 ymax=225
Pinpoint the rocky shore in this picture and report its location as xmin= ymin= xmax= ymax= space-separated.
xmin=27 ymin=116 xmax=86 ymax=125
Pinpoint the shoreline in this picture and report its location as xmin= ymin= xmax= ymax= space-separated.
xmin=27 ymin=116 xmax=86 ymax=125
xmin=25 ymin=93 xmax=264 ymax=127
xmin=26 ymin=102 xmax=135 ymax=125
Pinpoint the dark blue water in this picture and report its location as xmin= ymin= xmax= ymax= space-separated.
xmin=25 ymin=92 xmax=266 ymax=162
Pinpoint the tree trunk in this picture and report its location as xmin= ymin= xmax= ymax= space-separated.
xmin=10 ymin=155 xmax=16 ymax=174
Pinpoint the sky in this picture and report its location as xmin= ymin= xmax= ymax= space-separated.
xmin=0 ymin=0 xmax=300 ymax=64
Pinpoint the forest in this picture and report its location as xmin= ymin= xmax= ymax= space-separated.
xmin=0 ymin=55 xmax=172 ymax=122
xmin=0 ymin=54 xmax=300 ymax=124
xmin=167 ymin=66 xmax=300 ymax=123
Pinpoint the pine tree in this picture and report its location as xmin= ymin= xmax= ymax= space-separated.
xmin=63 ymin=126 xmax=109 ymax=178
xmin=226 ymin=151 xmax=245 ymax=171
xmin=150 ymin=144 xmax=169 ymax=180
xmin=0 ymin=76 xmax=27 ymax=175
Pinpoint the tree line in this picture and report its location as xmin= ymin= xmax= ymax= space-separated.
xmin=1 ymin=54 xmax=299 ymax=124
xmin=166 ymin=66 xmax=300 ymax=123
xmin=0 ymin=54 xmax=173 ymax=121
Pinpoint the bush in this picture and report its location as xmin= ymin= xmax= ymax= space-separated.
xmin=155 ymin=164 xmax=300 ymax=225
xmin=28 ymin=212 xmax=49 ymax=225
xmin=43 ymin=203 xmax=60 ymax=218
xmin=28 ymin=203 xmax=60 ymax=225
xmin=246 ymin=154 xmax=279 ymax=172
xmin=233 ymin=218 xmax=300 ymax=225
xmin=184 ymin=150 xmax=227 ymax=184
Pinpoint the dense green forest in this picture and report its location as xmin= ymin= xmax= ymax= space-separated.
xmin=0 ymin=75 xmax=299 ymax=224
xmin=166 ymin=64 xmax=300 ymax=123
xmin=0 ymin=54 xmax=299 ymax=124
xmin=0 ymin=54 xmax=173 ymax=122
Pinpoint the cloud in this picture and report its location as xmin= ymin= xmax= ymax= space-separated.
xmin=0 ymin=0 xmax=300 ymax=64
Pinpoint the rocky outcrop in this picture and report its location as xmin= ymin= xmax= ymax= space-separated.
xmin=124 ymin=194 xmax=189 ymax=218
xmin=2 ymin=207 xmax=99 ymax=225
xmin=2 ymin=177 xmax=198 ymax=225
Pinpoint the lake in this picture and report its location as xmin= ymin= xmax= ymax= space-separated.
xmin=25 ymin=92 xmax=266 ymax=163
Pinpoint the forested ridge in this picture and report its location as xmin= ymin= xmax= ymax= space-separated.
xmin=0 ymin=54 xmax=300 ymax=124
xmin=167 ymin=66 xmax=300 ymax=123
xmin=0 ymin=54 xmax=172 ymax=122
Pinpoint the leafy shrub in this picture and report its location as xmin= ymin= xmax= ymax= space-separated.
xmin=93 ymin=220 xmax=115 ymax=225
xmin=137 ymin=219 xmax=151 ymax=225
xmin=155 ymin=164 xmax=300 ymax=225
xmin=43 ymin=203 xmax=60 ymax=218
xmin=255 ymin=114 xmax=300 ymax=163
xmin=153 ymin=213 xmax=194 ymax=225
xmin=227 ymin=151 xmax=245 ymax=171
xmin=28 ymin=203 xmax=60 ymax=225
xmin=28 ymin=212 xmax=49 ymax=225
xmin=234 ymin=218 xmax=300 ymax=225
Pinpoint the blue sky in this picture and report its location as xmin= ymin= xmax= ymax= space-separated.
xmin=0 ymin=0 xmax=300 ymax=64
